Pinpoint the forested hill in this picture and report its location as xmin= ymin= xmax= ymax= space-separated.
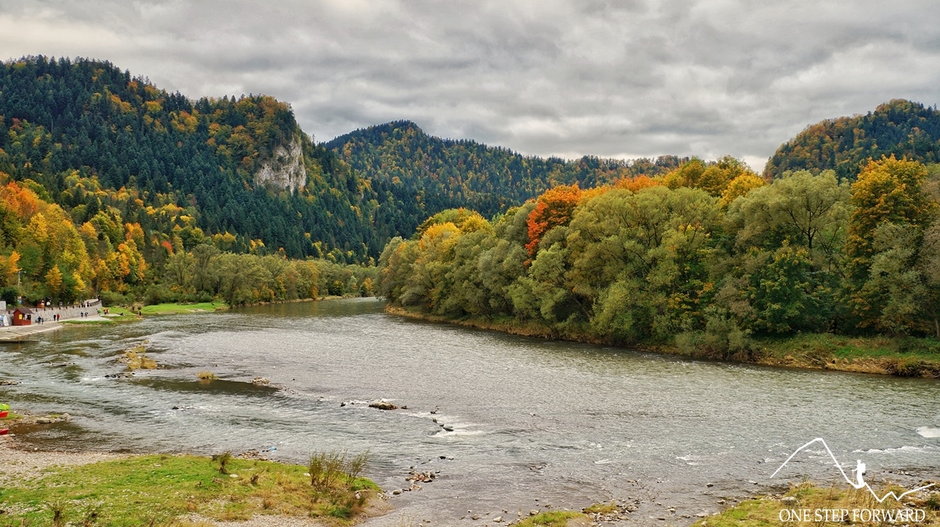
xmin=765 ymin=99 xmax=940 ymax=179
xmin=0 ymin=56 xmax=386 ymax=261
xmin=327 ymin=120 xmax=685 ymax=222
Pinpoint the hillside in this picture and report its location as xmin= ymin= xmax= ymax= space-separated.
xmin=765 ymin=99 xmax=940 ymax=179
xmin=327 ymin=120 xmax=684 ymax=227
xmin=0 ymin=56 xmax=384 ymax=261
xmin=1 ymin=57 xmax=687 ymax=267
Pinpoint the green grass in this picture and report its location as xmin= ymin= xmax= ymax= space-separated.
xmin=139 ymin=302 xmax=227 ymax=316
xmin=515 ymin=511 xmax=589 ymax=527
xmin=96 ymin=306 xmax=141 ymax=323
xmin=0 ymin=453 xmax=379 ymax=526
xmin=755 ymin=333 xmax=940 ymax=377
xmin=582 ymin=502 xmax=619 ymax=514
xmin=61 ymin=318 xmax=114 ymax=325
xmin=694 ymin=482 xmax=940 ymax=527
xmin=759 ymin=333 xmax=940 ymax=361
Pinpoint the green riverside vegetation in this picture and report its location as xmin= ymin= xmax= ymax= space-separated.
xmin=0 ymin=453 xmax=378 ymax=526
xmin=138 ymin=301 xmax=226 ymax=315
xmin=380 ymin=156 xmax=940 ymax=377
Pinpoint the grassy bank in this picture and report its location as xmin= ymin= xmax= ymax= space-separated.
xmin=140 ymin=301 xmax=228 ymax=315
xmin=514 ymin=510 xmax=590 ymax=526
xmin=0 ymin=452 xmax=380 ymax=526
xmin=693 ymin=482 xmax=939 ymax=526
xmin=386 ymin=306 xmax=940 ymax=378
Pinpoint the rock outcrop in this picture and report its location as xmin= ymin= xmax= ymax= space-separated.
xmin=254 ymin=135 xmax=306 ymax=193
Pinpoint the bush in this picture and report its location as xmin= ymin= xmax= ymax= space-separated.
xmin=211 ymin=451 xmax=232 ymax=475
xmin=676 ymin=308 xmax=758 ymax=361
xmin=98 ymin=290 xmax=127 ymax=307
xmin=308 ymin=450 xmax=369 ymax=494
xmin=0 ymin=286 xmax=18 ymax=305
xmin=144 ymin=284 xmax=179 ymax=305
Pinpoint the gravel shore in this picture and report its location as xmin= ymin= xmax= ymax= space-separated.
xmin=0 ymin=434 xmax=124 ymax=486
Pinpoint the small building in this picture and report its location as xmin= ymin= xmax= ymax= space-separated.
xmin=12 ymin=307 xmax=32 ymax=326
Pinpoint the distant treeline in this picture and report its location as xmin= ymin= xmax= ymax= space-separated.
xmin=123 ymin=246 xmax=376 ymax=307
xmin=328 ymin=120 xmax=686 ymax=235
xmin=380 ymin=156 xmax=940 ymax=354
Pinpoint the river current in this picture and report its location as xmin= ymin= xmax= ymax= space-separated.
xmin=1 ymin=298 xmax=937 ymax=525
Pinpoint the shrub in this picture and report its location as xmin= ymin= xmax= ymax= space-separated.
xmin=211 ymin=451 xmax=232 ymax=475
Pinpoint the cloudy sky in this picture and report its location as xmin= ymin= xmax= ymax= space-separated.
xmin=2 ymin=1 xmax=938 ymax=170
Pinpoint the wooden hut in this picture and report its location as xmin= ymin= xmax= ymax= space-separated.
xmin=12 ymin=307 xmax=32 ymax=326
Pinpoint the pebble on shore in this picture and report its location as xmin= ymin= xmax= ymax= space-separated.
xmin=0 ymin=435 xmax=124 ymax=486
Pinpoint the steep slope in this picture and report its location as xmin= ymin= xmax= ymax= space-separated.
xmin=765 ymin=99 xmax=940 ymax=179
xmin=0 ymin=56 xmax=381 ymax=260
xmin=328 ymin=120 xmax=684 ymax=232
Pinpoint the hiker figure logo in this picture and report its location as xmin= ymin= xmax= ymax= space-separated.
xmin=771 ymin=438 xmax=934 ymax=523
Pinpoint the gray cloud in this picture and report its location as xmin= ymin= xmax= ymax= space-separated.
xmin=1 ymin=0 xmax=938 ymax=171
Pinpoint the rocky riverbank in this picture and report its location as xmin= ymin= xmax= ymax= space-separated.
xmin=0 ymin=434 xmax=123 ymax=486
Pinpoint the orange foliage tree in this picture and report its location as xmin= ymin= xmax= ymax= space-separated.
xmin=615 ymin=175 xmax=661 ymax=193
xmin=525 ymin=185 xmax=583 ymax=256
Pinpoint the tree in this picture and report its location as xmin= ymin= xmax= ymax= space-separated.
xmin=847 ymin=156 xmax=934 ymax=264
xmin=719 ymin=173 xmax=765 ymax=207
xmin=45 ymin=264 xmax=63 ymax=298
xmin=743 ymin=245 xmax=835 ymax=333
xmin=566 ymin=186 xmax=720 ymax=340
xmin=525 ymin=185 xmax=582 ymax=256
xmin=846 ymin=157 xmax=937 ymax=325
xmin=729 ymin=170 xmax=851 ymax=269
xmin=859 ymin=223 xmax=928 ymax=335
xmin=919 ymin=219 xmax=940 ymax=337
xmin=663 ymin=156 xmax=756 ymax=197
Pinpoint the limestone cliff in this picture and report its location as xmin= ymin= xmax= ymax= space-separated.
xmin=254 ymin=135 xmax=307 ymax=193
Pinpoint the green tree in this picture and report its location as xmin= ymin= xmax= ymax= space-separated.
xmin=729 ymin=170 xmax=851 ymax=270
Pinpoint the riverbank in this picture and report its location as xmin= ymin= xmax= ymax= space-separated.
xmin=385 ymin=306 xmax=940 ymax=378
xmin=524 ymin=481 xmax=939 ymax=527
xmin=691 ymin=481 xmax=939 ymax=526
xmin=0 ymin=435 xmax=386 ymax=526
xmin=0 ymin=321 xmax=64 ymax=341
xmin=106 ymin=296 xmax=364 ymax=319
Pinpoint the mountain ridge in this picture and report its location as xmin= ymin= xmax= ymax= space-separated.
xmin=765 ymin=99 xmax=940 ymax=179
xmin=327 ymin=118 xmax=685 ymax=225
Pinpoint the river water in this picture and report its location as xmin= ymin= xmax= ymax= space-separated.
xmin=1 ymin=298 xmax=938 ymax=525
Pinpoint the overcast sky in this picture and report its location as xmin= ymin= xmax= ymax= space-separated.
xmin=2 ymin=1 xmax=938 ymax=170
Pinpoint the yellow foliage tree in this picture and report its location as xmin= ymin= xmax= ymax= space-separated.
xmin=45 ymin=265 xmax=63 ymax=297
xmin=720 ymin=173 xmax=766 ymax=207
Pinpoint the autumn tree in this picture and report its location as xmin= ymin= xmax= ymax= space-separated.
xmin=525 ymin=185 xmax=582 ymax=256
xmin=846 ymin=157 xmax=937 ymax=327
xmin=663 ymin=156 xmax=757 ymax=197
xmin=847 ymin=157 xmax=935 ymax=266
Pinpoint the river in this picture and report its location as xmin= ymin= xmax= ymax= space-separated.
xmin=1 ymin=298 xmax=938 ymax=525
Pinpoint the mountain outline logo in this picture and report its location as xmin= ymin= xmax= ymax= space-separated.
xmin=771 ymin=438 xmax=934 ymax=503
